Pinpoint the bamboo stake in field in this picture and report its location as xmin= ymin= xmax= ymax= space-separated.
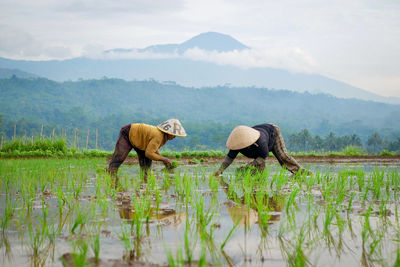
xmin=76 ymin=128 xmax=80 ymax=151
xmin=73 ymin=128 xmax=77 ymax=149
xmin=96 ymin=128 xmax=98 ymax=150
xmin=86 ymin=129 xmax=90 ymax=150
xmin=40 ymin=124 xmax=43 ymax=139
xmin=1 ymin=135 xmax=3 ymax=149
xmin=24 ymin=129 xmax=27 ymax=144
xmin=52 ymin=128 xmax=55 ymax=140
xmin=75 ymin=129 xmax=77 ymax=149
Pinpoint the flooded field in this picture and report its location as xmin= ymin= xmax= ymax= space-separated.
xmin=1 ymin=158 xmax=400 ymax=266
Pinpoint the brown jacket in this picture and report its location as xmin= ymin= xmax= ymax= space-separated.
xmin=129 ymin=123 xmax=167 ymax=160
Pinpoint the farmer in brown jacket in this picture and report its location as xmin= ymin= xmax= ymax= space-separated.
xmin=108 ymin=118 xmax=186 ymax=178
xmin=214 ymin=123 xmax=310 ymax=176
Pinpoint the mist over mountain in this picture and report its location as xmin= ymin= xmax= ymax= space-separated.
xmin=105 ymin=32 xmax=249 ymax=54
xmin=0 ymin=32 xmax=398 ymax=104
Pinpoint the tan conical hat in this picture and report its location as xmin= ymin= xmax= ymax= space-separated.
xmin=157 ymin=118 xmax=187 ymax=137
xmin=226 ymin=126 xmax=260 ymax=150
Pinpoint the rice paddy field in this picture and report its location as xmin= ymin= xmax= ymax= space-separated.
xmin=1 ymin=157 xmax=400 ymax=267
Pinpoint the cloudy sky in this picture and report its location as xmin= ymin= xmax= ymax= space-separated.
xmin=1 ymin=0 xmax=399 ymax=97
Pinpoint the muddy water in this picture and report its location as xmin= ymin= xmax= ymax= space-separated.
xmin=1 ymin=160 xmax=400 ymax=266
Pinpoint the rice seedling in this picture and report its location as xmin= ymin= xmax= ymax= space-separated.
xmin=166 ymin=247 xmax=184 ymax=267
xmin=183 ymin=217 xmax=197 ymax=265
xmin=174 ymin=171 xmax=185 ymax=198
xmin=279 ymin=225 xmax=310 ymax=267
xmin=27 ymin=219 xmax=47 ymax=260
xmin=131 ymin=192 xmax=151 ymax=239
xmin=273 ymin=168 xmax=289 ymax=192
xmin=119 ymin=221 xmax=133 ymax=252
xmin=68 ymin=238 xmax=89 ymax=267
xmin=220 ymin=218 xmax=241 ymax=250
xmin=192 ymin=191 xmax=215 ymax=230
xmin=198 ymin=242 xmax=208 ymax=267
xmin=253 ymin=191 xmax=272 ymax=233
xmin=69 ymin=202 xmax=91 ymax=235
xmin=208 ymin=173 xmax=220 ymax=193
xmin=1 ymin=156 xmax=399 ymax=266
xmin=0 ymin=194 xmax=14 ymax=236
xmin=347 ymin=191 xmax=355 ymax=213
xmin=285 ymin=186 xmax=300 ymax=221
xmin=164 ymin=160 xmax=179 ymax=171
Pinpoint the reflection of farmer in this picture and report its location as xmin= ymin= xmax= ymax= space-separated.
xmin=108 ymin=118 xmax=186 ymax=178
xmin=227 ymin=205 xmax=258 ymax=226
xmin=214 ymin=124 xmax=310 ymax=176
xmin=117 ymin=197 xmax=186 ymax=228
xmin=224 ymin=189 xmax=285 ymax=226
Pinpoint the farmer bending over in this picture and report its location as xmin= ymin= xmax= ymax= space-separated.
xmin=108 ymin=118 xmax=186 ymax=178
xmin=213 ymin=123 xmax=310 ymax=176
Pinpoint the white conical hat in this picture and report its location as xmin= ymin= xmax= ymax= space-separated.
xmin=226 ymin=126 xmax=260 ymax=150
xmin=157 ymin=118 xmax=187 ymax=137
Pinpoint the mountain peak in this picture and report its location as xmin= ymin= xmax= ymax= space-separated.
xmin=180 ymin=32 xmax=249 ymax=52
xmin=138 ymin=31 xmax=249 ymax=54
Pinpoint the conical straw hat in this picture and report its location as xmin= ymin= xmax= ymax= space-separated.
xmin=157 ymin=118 xmax=187 ymax=137
xmin=226 ymin=126 xmax=260 ymax=150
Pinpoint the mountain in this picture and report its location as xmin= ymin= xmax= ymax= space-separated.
xmin=105 ymin=32 xmax=249 ymax=55
xmin=0 ymin=32 xmax=398 ymax=104
xmin=139 ymin=32 xmax=249 ymax=54
xmin=0 ymin=56 xmax=397 ymax=105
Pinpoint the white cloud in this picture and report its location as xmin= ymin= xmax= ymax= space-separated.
xmin=0 ymin=0 xmax=399 ymax=96
xmin=91 ymin=45 xmax=317 ymax=73
xmin=181 ymin=47 xmax=317 ymax=73
xmin=0 ymin=25 xmax=73 ymax=59
xmin=0 ymin=0 xmax=185 ymax=16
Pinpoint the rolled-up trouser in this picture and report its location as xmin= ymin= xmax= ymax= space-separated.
xmin=270 ymin=124 xmax=304 ymax=174
xmin=108 ymin=124 xmax=152 ymax=174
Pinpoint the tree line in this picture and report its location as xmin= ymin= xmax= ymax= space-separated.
xmin=2 ymin=77 xmax=400 ymax=144
xmin=1 ymin=115 xmax=398 ymax=154
xmin=285 ymin=129 xmax=399 ymax=154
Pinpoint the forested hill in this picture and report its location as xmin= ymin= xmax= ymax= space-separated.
xmin=1 ymin=76 xmax=400 ymax=150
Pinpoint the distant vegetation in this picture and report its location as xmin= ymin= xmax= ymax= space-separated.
xmin=0 ymin=77 xmax=399 ymax=153
xmin=1 ymin=131 xmax=399 ymax=157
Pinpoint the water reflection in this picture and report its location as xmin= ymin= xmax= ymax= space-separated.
xmin=114 ymin=193 xmax=186 ymax=262
xmin=116 ymin=196 xmax=186 ymax=228
xmin=2 ymin=161 xmax=398 ymax=267
xmin=0 ymin=233 xmax=11 ymax=264
xmin=218 ymin=175 xmax=285 ymax=227
xmin=216 ymin=173 xmax=287 ymax=265
xmin=227 ymin=205 xmax=258 ymax=226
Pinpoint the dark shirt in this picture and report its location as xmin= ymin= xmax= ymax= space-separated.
xmin=227 ymin=123 xmax=276 ymax=160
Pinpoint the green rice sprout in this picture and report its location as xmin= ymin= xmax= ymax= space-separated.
xmin=220 ymin=218 xmax=240 ymax=250
xmin=165 ymin=160 xmax=179 ymax=171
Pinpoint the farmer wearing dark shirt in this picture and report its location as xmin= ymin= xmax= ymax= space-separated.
xmin=214 ymin=123 xmax=310 ymax=175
